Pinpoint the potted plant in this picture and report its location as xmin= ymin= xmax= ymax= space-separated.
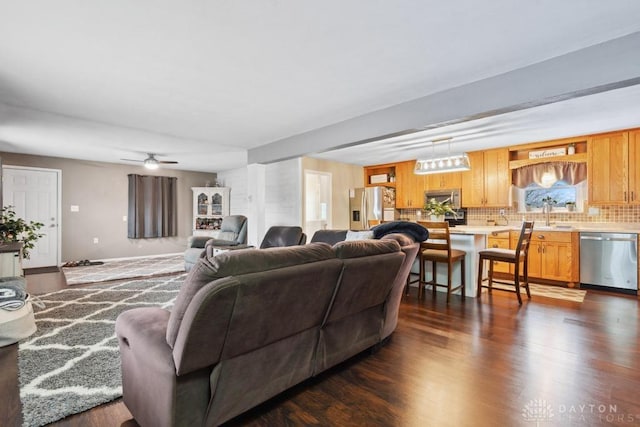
xmin=424 ymin=198 xmax=456 ymax=221
xmin=541 ymin=196 xmax=557 ymax=211
xmin=0 ymin=206 xmax=44 ymax=259
xmin=565 ymin=201 xmax=576 ymax=212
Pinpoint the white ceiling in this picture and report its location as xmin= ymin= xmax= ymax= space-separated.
xmin=1 ymin=1 xmax=640 ymax=172
xmin=312 ymin=84 xmax=640 ymax=165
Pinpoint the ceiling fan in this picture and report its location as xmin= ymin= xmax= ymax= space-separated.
xmin=121 ymin=153 xmax=178 ymax=169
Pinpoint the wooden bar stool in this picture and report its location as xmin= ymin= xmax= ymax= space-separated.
xmin=477 ymin=221 xmax=535 ymax=305
xmin=417 ymin=221 xmax=466 ymax=304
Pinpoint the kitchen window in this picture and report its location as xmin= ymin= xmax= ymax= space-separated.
xmin=513 ymin=162 xmax=586 ymax=213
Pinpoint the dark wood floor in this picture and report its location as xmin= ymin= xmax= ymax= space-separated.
xmin=2 ymin=272 xmax=639 ymax=426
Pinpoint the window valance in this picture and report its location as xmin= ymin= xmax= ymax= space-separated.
xmin=512 ymin=162 xmax=586 ymax=188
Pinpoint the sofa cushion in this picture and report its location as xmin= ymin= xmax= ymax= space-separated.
xmin=310 ymin=229 xmax=347 ymax=245
xmin=211 ymin=231 xmax=239 ymax=243
xmin=380 ymin=232 xmax=416 ymax=246
xmin=167 ymin=243 xmax=335 ymax=347
xmin=333 ymin=239 xmax=400 ymax=259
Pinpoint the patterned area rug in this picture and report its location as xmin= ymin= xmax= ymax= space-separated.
xmin=63 ymin=254 xmax=185 ymax=285
xmin=487 ymin=282 xmax=586 ymax=303
xmin=18 ymin=274 xmax=186 ymax=427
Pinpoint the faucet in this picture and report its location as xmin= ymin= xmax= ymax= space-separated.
xmin=542 ymin=202 xmax=551 ymax=226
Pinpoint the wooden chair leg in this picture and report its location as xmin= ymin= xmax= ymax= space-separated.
xmin=514 ymin=263 xmax=523 ymax=305
xmin=460 ymin=257 xmax=466 ymax=299
xmin=431 ymin=260 xmax=437 ymax=298
xmin=487 ymin=260 xmax=494 ymax=293
xmin=418 ymin=256 xmax=424 ymax=299
xmin=523 ymin=259 xmax=531 ymax=299
xmin=446 ymin=261 xmax=452 ymax=304
xmin=476 ymin=255 xmax=484 ymax=298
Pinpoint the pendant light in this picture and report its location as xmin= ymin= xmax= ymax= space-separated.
xmin=414 ymin=137 xmax=471 ymax=175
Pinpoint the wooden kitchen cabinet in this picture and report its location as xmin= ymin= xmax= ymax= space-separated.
xmin=588 ymin=130 xmax=640 ymax=205
xmin=425 ymin=171 xmax=462 ymax=191
xmin=487 ymin=230 xmax=511 ymax=273
xmin=521 ymin=231 xmax=579 ymax=286
xmin=363 ymin=162 xmax=396 ymax=187
xmin=631 ymin=130 xmax=640 ymax=204
xmin=395 ymin=160 xmax=426 ymax=208
xmin=461 ymin=148 xmax=510 ymax=207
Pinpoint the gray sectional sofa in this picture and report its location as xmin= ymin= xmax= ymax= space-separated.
xmin=115 ymin=232 xmax=419 ymax=427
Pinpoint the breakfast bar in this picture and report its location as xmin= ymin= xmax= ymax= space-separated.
xmin=414 ymin=225 xmax=512 ymax=298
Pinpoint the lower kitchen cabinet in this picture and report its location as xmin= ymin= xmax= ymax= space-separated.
xmin=515 ymin=231 xmax=579 ymax=286
xmin=487 ymin=230 xmax=511 ymax=273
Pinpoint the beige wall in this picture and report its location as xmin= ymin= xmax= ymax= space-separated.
xmin=301 ymin=157 xmax=363 ymax=230
xmin=1 ymin=152 xmax=215 ymax=262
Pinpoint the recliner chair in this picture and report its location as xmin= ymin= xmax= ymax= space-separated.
xmin=184 ymin=215 xmax=247 ymax=271
xmin=259 ymin=226 xmax=306 ymax=249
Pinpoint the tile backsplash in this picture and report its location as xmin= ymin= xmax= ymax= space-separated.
xmin=399 ymin=205 xmax=640 ymax=225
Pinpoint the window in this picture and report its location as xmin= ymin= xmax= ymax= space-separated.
xmin=524 ymin=181 xmax=576 ymax=208
xmin=513 ymin=162 xmax=586 ymax=213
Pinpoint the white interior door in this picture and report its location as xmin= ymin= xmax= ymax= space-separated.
xmin=304 ymin=170 xmax=332 ymax=239
xmin=2 ymin=166 xmax=61 ymax=268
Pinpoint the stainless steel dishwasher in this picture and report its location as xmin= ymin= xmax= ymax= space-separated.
xmin=580 ymin=232 xmax=638 ymax=294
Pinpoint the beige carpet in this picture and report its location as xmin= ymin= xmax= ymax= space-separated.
xmin=485 ymin=282 xmax=586 ymax=303
xmin=63 ymin=254 xmax=185 ymax=285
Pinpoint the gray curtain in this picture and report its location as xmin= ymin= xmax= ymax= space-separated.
xmin=128 ymin=174 xmax=177 ymax=238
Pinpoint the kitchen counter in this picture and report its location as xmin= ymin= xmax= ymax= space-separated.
xmin=462 ymin=223 xmax=640 ymax=234
xmin=450 ymin=225 xmax=512 ymax=235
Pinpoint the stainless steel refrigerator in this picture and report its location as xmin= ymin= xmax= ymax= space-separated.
xmin=349 ymin=187 xmax=396 ymax=230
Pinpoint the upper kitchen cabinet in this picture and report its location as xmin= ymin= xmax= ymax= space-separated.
xmin=363 ymin=163 xmax=396 ymax=187
xmin=461 ymin=148 xmax=510 ymax=207
xmin=395 ymin=160 xmax=426 ymax=209
xmin=425 ymin=171 xmax=462 ymax=191
xmin=589 ymin=130 xmax=640 ymax=205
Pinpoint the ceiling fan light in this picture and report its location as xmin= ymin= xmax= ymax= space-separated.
xmin=144 ymin=158 xmax=159 ymax=169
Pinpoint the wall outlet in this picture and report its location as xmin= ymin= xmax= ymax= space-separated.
xmin=122 ymin=215 xmax=127 ymax=222
xmin=93 ymin=237 xmax=99 ymax=244
xmin=499 ymin=209 xmax=506 ymax=215
xmin=70 ymin=205 xmax=79 ymax=212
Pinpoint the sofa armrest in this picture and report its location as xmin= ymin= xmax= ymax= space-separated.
xmin=187 ymin=235 xmax=214 ymax=249
xmin=116 ymin=307 xmax=210 ymax=427
xmin=116 ymin=307 xmax=175 ymax=374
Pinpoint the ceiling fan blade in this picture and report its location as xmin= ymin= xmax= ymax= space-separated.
xmin=120 ymin=158 xmax=144 ymax=162
xmin=158 ymin=160 xmax=179 ymax=164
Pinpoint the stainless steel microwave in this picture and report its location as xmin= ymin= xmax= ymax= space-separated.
xmin=424 ymin=188 xmax=461 ymax=210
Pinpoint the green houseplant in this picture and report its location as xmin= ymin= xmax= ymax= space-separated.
xmin=0 ymin=206 xmax=44 ymax=259
xmin=424 ymin=198 xmax=457 ymax=220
